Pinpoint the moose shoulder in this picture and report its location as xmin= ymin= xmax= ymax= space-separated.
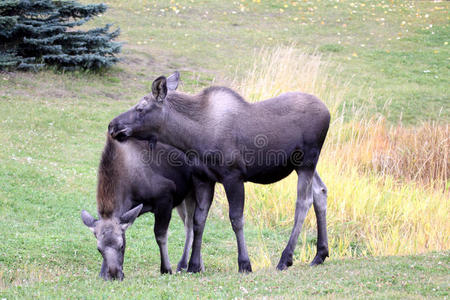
xmin=81 ymin=134 xmax=202 ymax=280
xmin=109 ymin=72 xmax=330 ymax=273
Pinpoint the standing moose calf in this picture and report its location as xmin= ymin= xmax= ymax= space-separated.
xmin=108 ymin=72 xmax=330 ymax=273
xmin=81 ymin=134 xmax=202 ymax=280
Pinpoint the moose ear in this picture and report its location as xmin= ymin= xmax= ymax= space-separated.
xmin=152 ymin=76 xmax=168 ymax=102
xmin=166 ymin=71 xmax=180 ymax=91
xmin=81 ymin=210 xmax=97 ymax=233
xmin=120 ymin=204 xmax=143 ymax=230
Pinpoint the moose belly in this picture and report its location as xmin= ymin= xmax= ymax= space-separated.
xmin=245 ymin=164 xmax=295 ymax=184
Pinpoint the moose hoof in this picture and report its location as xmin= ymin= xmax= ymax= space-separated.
xmin=276 ymin=254 xmax=293 ymax=271
xmin=238 ymin=260 xmax=253 ymax=273
xmin=187 ymin=262 xmax=202 ymax=273
xmin=176 ymin=261 xmax=188 ymax=272
xmin=160 ymin=267 xmax=173 ymax=274
xmin=310 ymin=256 xmax=324 ymax=266
xmin=310 ymin=250 xmax=328 ymax=266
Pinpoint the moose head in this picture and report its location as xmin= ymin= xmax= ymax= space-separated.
xmin=81 ymin=204 xmax=143 ymax=281
xmin=108 ymin=72 xmax=180 ymax=143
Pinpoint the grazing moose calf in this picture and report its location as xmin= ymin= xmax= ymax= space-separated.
xmin=109 ymin=72 xmax=330 ymax=273
xmin=81 ymin=134 xmax=199 ymax=280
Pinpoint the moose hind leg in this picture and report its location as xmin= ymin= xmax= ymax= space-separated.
xmin=277 ymin=168 xmax=315 ymax=271
xmin=176 ymin=195 xmax=195 ymax=272
xmin=154 ymin=208 xmax=173 ymax=274
xmin=310 ymin=171 xmax=329 ymax=265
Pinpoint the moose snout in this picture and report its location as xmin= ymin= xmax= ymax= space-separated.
xmin=108 ymin=120 xmax=130 ymax=141
xmin=108 ymin=121 xmax=116 ymax=136
xmin=108 ymin=266 xmax=124 ymax=281
xmin=100 ymin=265 xmax=124 ymax=281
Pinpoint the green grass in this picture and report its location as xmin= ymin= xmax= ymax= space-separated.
xmin=2 ymin=0 xmax=446 ymax=121
xmin=0 ymin=124 xmax=448 ymax=297
xmin=0 ymin=0 xmax=449 ymax=298
xmin=87 ymin=0 xmax=448 ymax=123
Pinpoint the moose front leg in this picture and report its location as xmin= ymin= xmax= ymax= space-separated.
xmin=154 ymin=208 xmax=173 ymax=274
xmin=187 ymin=179 xmax=215 ymax=273
xmin=223 ymin=178 xmax=252 ymax=273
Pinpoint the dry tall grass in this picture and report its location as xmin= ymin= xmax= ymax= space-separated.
xmin=327 ymin=118 xmax=449 ymax=190
xmin=217 ymin=46 xmax=449 ymax=268
xmin=236 ymin=47 xmax=449 ymax=189
xmin=235 ymin=47 xmax=347 ymax=115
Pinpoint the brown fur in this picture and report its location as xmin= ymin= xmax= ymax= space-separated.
xmin=97 ymin=134 xmax=121 ymax=218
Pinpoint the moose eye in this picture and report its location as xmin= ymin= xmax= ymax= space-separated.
xmin=136 ymin=107 xmax=143 ymax=113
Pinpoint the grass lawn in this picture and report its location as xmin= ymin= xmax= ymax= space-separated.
xmin=0 ymin=0 xmax=449 ymax=298
xmin=90 ymin=0 xmax=449 ymax=123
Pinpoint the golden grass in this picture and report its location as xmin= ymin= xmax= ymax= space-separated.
xmin=327 ymin=118 xmax=449 ymax=190
xmin=234 ymin=46 xmax=347 ymax=115
xmin=218 ymin=46 xmax=450 ymax=268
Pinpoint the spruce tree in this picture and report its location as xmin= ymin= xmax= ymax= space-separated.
xmin=0 ymin=0 xmax=121 ymax=71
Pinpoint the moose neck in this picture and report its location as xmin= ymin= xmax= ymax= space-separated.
xmin=159 ymin=107 xmax=205 ymax=152
xmin=97 ymin=137 xmax=137 ymax=219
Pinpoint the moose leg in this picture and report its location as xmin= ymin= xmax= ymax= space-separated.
xmin=154 ymin=207 xmax=173 ymax=274
xmin=187 ymin=179 xmax=215 ymax=273
xmin=311 ymin=171 xmax=329 ymax=266
xmin=277 ymin=168 xmax=315 ymax=271
xmin=223 ymin=179 xmax=252 ymax=273
xmin=176 ymin=195 xmax=197 ymax=272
